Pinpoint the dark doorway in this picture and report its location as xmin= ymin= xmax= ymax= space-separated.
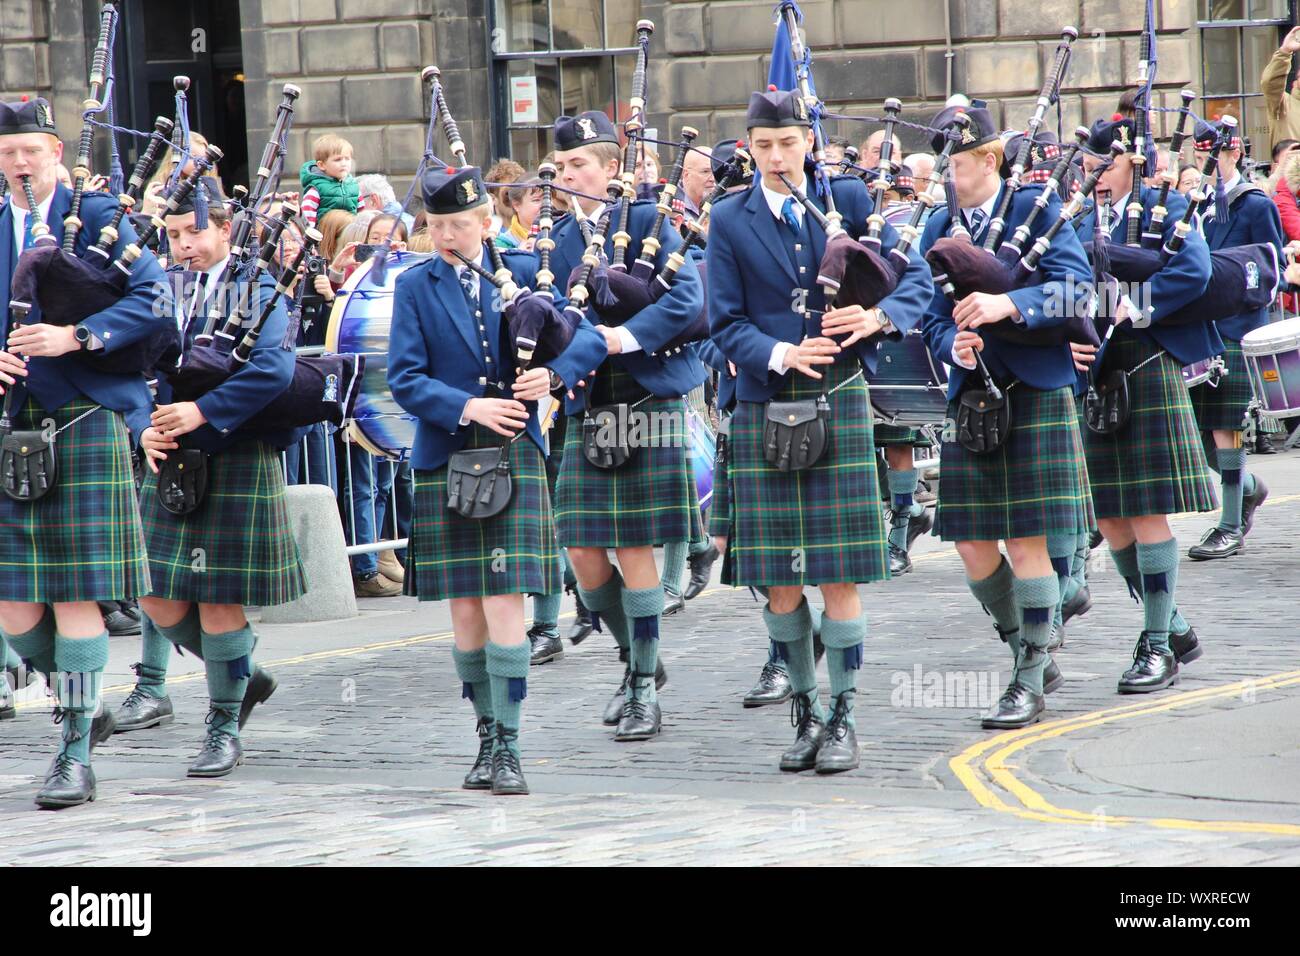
xmin=115 ymin=0 xmax=247 ymax=195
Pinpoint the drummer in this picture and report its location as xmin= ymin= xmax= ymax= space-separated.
xmin=1186 ymin=119 xmax=1283 ymax=560
xmin=1072 ymin=114 xmax=1218 ymax=694
xmin=387 ymin=165 xmax=606 ymax=794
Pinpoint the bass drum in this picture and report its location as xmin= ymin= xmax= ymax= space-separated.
xmin=326 ymin=252 xmax=433 ymax=459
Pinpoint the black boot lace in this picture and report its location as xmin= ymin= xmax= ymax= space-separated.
xmin=824 ymin=693 xmax=853 ymax=743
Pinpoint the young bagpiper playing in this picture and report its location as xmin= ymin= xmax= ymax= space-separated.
xmin=389 ymin=165 xmax=606 ymax=793
xmin=1072 ymin=114 xmax=1218 ymax=693
xmin=918 ymin=105 xmax=1095 ymax=729
xmin=0 ymin=97 xmax=171 ymax=807
xmin=135 ymin=183 xmax=300 ymax=778
xmin=1186 ymin=118 xmax=1281 ymax=560
xmin=548 ymin=111 xmax=705 ymax=741
xmin=708 ymin=89 xmax=931 ymax=771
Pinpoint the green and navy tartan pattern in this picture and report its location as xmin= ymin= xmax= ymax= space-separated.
xmin=873 ymin=423 xmax=933 ymax=447
xmin=1188 ymin=336 xmax=1253 ymax=433
xmin=407 ymin=424 xmax=559 ymax=600
xmin=934 ymin=383 xmax=1093 ymax=542
xmin=554 ymin=364 xmax=699 ymax=549
xmin=728 ymin=358 xmax=889 ymax=586
xmin=139 ymin=441 xmax=305 ymax=606
xmin=0 ymin=398 xmax=150 ymax=603
xmin=708 ymin=414 xmax=732 ymax=539
xmin=1081 ymin=333 xmax=1218 ymax=520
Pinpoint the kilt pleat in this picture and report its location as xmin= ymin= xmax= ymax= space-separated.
xmin=935 ymin=383 xmax=1093 ymax=542
xmin=0 ymin=399 xmax=150 ymax=603
xmin=1189 ymin=336 xmax=1254 ymax=433
xmin=554 ymin=389 xmax=700 ymax=549
xmin=708 ymin=415 xmax=732 ymax=539
xmin=140 ymin=441 xmax=305 ymax=606
xmin=729 ymin=360 xmax=888 ymax=586
xmin=407 ymin=426 xmax=559 ymax=600
xmin=1082 ymin=334 xmax=1218 ymax=519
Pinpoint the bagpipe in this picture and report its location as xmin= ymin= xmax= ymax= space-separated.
xmin=162 ymin=84 xmax=364 ymax=433
xmin=1090 ymin=113 xmax=1280 ymax=327
xmin=6 ymin=0 xmax=184 ymax=376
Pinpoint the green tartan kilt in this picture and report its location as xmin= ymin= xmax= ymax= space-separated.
xmin=1189 ymin=336 xmax=1253 ymax=433
xmin=1081 ymin=334 xmax=1218 ymax=520
xmin=407 ymin=426 xmax=559 ymax=601
xmin=729 ymin=359 xmax=888 ymax=587
xmin=0 ymin=398 xmax=150 ymax=603
xmin=708 ymin=415 xmax=732 ymax=539
xmin=873 ymin=423 xmax=934 ymax=447
xmin=554 ymin=399 xmax=700 ymax=549
xmin=140 ymin=441 xmax=305 ymax=606
xmin=935 ymin=384 xmax=1093 ymax=542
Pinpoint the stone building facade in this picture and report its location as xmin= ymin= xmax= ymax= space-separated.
xmin=0 ymin=1 xmax=1294 ymax=194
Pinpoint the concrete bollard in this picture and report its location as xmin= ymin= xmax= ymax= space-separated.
xmin=260 ymin=484 xmax=359 ymax=623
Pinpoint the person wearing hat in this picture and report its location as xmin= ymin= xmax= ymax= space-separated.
xmin=1070 ymin=113 xmax=1218 ymax=695
xmin=389 ymin=164 xmax=605 ymax=793
xmin=918 ymin=104 xmax=1095 ymax=729
xmin=0 ymin=97 xmax=172 ymax=808
xmin=122 ymin=179 xmax=297 ymax=780
xmin=1185 ymin=118 xmax=1282 ymax=560
xmin=545 ymin=109 xmax=706 ymax=741
xmin=104 ymin=178 xmax=280 ymax=744
xmin=709 ymin=88 xmax=931 ymax=772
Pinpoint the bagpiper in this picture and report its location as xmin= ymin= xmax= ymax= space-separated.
xmin=708 ymin=89 xmax=931 ymax=771
xmin=388 ymin=164 xmax=605 ymax=792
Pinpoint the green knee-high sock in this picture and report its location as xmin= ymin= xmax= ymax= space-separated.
xmin=201 ymin=625 xmax=256 ymax=739
xmin=967 ymin=558 xmax=1022 ymax=661
xmin=53 ymin=632 xmax=110 ymax=764
xmin=819 ymin=612 xmax=866 ymax=729
xmin=886 ymin=468 xmax=924 ymax=551
xmin=661 ymin=541 xmax=688 ymax=599
xmin=3 ymin=607 xmax=56 ymax=682
xmin=1012 ymin=576 xmax=1059 ymax=695
xmin=154 ymin=606 xmax=204 ymax=659
xmin=622 ymin=585 xmax=665 ymax=704
xmin=1169 ymin=604 xmax=1190 ymax=637
xmin=762 ymin=598 xmax=823 ymax=719
xmin=1111 ymin=543 xmax=1143 ymax=604
xmin=486 ymin=641 xmax=530 ymax=758
xmin=451 ymin=646 xmax=493 ymax=724
xmin=531 ymin=589 xmax=563 ymax=631
xmin=577 ymin=568 xmax=631 ymax=652
xmin=1216 ymin=447 xmax=1247 ymax=532
xmin=134 ymin=615 xmax=173 ymax=698
xmin=1046 ymin=533 xmax=1075 ymax=631
xmin=1136 ymin=538 xmax=1179 ymax=653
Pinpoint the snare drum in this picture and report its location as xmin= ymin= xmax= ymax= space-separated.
xmin=869 ymin=331 xmax=949 ymax=427
xmin=326 ymin=252 xmax=432 ymax=459
xmin=1242 ymin=317 xmax=1300 ymax=418
xmin=686 ymin=402 xmax=715 ymax=510
xmin=1182 ymin=356 xmax=1225 ymax=389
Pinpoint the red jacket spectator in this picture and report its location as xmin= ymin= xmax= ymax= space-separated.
xmin=1273 ymin=154 xmax=1300 ymax=242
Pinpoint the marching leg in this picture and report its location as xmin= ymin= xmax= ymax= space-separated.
xmin=485 ymin=638 xmax=531 ymax=795
xmin=616 ymin=583 xmax=665 ymax=741
xmin=577 ymin=567 xmax=640 ymax=726
xmin=189 ymin=620 xmax=255 ymax=778
xmin=763 ymin=596 xmax=825 ymax=772
xmin=528 ymin=572 xmax=565 ymax=666
xmin=661 ymin=540 xmax=688 ymax=615
xmin=815 ymin=603 xmax=864 ymax=774
xmin=37 ymin=629 xmax=110 ymax=809
xmin=1060 ymin=531 xmax=1093 ymax=623
xmin=885 ymin=462 xmax=930 ymax=576
xmin=1045 ymin=533 xmax=1075 ymax=651
xmin=1119 ymin=538 xmax=1180 ymax=693
xmin=451 ymin=645 xmax=495 ymax=790
xmin=966 ymin=556 xmax=1022 ymax=667
xmin=111 ymin=615 xmax=176 ymax=732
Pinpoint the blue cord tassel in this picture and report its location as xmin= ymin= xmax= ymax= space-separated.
xmin=1124 ymin=575 xmax=1143 ymax=602
xmin=1142 ymin=571 xmax=1169 ymax=595
xmin=1050 ymin=555 xmax=1070 ymax=579
xmin=1023 ymin=606 xmax=1051 ymax=625
xmin=842 ymin=642 xmax=863 ymax=670
xmin=226 ymin=654 xmax=251 ymax=680
xmin=633 ymin=616 xmax=658 ymax=642
xmin=1222 ymin=468 xmax=1241 ymax=486
xmin=461 ymin=681 xmax=474 ymax=701
xmin=508 ymin=676 xmax=527 ymax=702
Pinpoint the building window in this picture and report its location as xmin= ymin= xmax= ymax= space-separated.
xmin=1197 ymin=0 xmax=1295 ymax=161
xmin=489 ymin=0 xmax=643 ymax=167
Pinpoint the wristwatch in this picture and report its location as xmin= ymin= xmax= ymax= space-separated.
xmin=548 ymin=369 xmax=563 ymax=392
xmin=73 ymin=323 xmax=92 ymax=347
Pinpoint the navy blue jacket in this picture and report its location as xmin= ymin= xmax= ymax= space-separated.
xmin=707 ymin=175 xmax=932 ymax=403
xmin=153 ymin=266 xmax=296 ymax=453
xmin=388 ymin=246 xmax=608 ymax=471
xmin=920 ymin=181 xmax=1093 ymax=396
xmin=548 ymin=199 xmax=706 ymax=413
xmin=0 ymin=183 xmax=171 ymax=420
xmin=1073 ymin=186 xmax=1219 ymax=367
xmin=1201 ymin=181 xmax=1284 ymax=342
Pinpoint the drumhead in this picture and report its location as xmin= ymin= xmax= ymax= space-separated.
xmin=326 ymin=252 xmax=434 ymax=459
xmin=1241 ymin=316 xmax=1300 ymax=354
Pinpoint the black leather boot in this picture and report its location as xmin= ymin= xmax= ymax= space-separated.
xmin=1187 ymin=526 xmax=1245 ymax=560
xmin=35 ymin=711 xmax=96 ymax=809
xmin=463 ymin=717 xmax=495 ymax=790
xmin=491 ymin=725 xmax=530 ymax=795
xmin=1171 ymin=625 xmax=1202 ymax=664
xmin=527 ymin=622 xmax=564 ymax=665
xmin=1118 ymin=633 xmax=1178 ymax=694
xmin=1043 ymin=656 xmax=1065 ymax=694
xmin=743 ymin=658 xmax=792 ymax=708
xmin=815 ymin=692 xmax=859 ymax=774
xmin=779 ymin=692 xmax=824 ymax=772
xmin=1242 ymin=475 xmax=1269 ymax=536
xmin=187 ymin=707 xmax=244 ymax=777
xmin=568 ymin=592 xmax=594 ymax=645
xmin=1061 ymin=585 xmax=1092 ymax=624
xmin=982 ymin=680 xmax=1045 ymax=730
xmin=684 ymin=543 xmax=719 ymax=600
xmin=112 ymin=665 xmax=175 ymax=732
xmin=238 ymin=666 xmax=277 ymax=729
xmin=614 ymin=673 xmax=662 ymax=741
